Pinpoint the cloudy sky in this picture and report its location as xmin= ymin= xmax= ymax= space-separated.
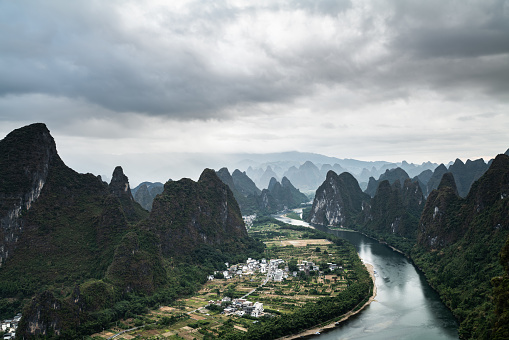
xmin=1 ymin=0 xmax=508 ymax=184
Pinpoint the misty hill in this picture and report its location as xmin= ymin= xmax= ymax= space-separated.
xmin=412 ymin=169 xmax=434 ymax=195
xmin=258 ymin=177 xmax=309 ymax=213
xmin=232 ymin=169 xmax=261 ymax=196
xmin=0 ymin=123 xmax=262 ymax=338
xmin=131 ymin=182 xmax=164 ymax=211
xmin=283 ymin=161 xmax=322 ymax=191
xmin=364 ymin=167 xmax=411 ymax=197
xmin=216 ymin=168 xmax=260 ymax=215
xmin=217 ymin=168 xmax=306 ymax=215
xmin=425 ymin=158 xmax=489 ymax=198
xmin=448 ymin=158 xmax=489 ymax=197
xmin=245 ymin=157 xmax=438 ymax=193
xmin=258 ymin=166 xmax=279 ymax=190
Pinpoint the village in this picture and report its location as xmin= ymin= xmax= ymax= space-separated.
xmin=205 ymin=256 xmax=343 ymax=319
xmin=0 ymin=313 xmax=21 ymax=340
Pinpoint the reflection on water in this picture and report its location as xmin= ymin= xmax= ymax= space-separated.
xmin=274 ymin=215 xmax=459 ymax=340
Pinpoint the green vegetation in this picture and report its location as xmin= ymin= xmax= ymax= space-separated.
xmin=77 ymin=217 xmax=372 ymax=340
xmin=310 ymin=155 xmax=509 ymax=340
xmin=0 ymin=124 xmax=268 ymax=339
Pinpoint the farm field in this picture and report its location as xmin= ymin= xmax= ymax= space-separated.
xmin=89 ymin=218 xmax=369 ymax=340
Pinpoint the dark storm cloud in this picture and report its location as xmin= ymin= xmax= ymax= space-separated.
xmin=390 ymin=0 xmax=509 ymax=58
xmin=1 ymin=0 xmax=508 ymax=122
xmin=0 ymin=1 xmax=305 ymax=119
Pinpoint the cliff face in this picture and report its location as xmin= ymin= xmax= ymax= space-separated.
xmin=109 ymin=166 xmax=148 ymax=221
xmin=412 ymin=154 xmax=509 ymax=338
xmin=0 ymin=123 xmax=58 ymax=267
xmin=361 ymin=178 xmax=424 ymax=239
xmin=308 ymin=171 xmax=369 ymax=227
xmin=148 ymin=169 xmax=248 ymax=258
xmin=417 ymin=172 xmax=464 ymax=250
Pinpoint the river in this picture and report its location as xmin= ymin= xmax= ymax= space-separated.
xmin=275 ymin=214 xmax=459 ymax=340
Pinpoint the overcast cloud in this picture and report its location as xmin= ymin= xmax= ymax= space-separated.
xmin=1 ymin=0 xmax=508 ymax=184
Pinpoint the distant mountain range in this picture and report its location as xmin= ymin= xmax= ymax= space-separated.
xmin=242 ymin=155 xmax=491 ymax=202
xmin=131 ymin=182 xmax=164 ymax=211
xmin=215 ymin=168 xmax=308 ymax=215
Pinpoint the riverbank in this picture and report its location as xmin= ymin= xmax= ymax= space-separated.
xmin=277 ymin=262 xmax=377 ymax=340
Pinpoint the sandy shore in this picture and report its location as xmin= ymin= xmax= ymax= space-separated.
xmin=277 ymin=262 xmax=377 ymax=339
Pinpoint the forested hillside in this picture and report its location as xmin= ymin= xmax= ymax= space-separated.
xmin=307 ymin=154 xmax=509 ymax=339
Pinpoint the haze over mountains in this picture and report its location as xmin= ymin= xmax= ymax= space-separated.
xmin=129 ymin=150 xmax=499 ymax=213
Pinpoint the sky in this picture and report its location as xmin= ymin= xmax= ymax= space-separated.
xmin=1 ymin=0 xmax=508 ymax=185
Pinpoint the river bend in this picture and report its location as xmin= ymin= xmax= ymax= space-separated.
xmin=275 ymin=215 xmax=459 ymax=340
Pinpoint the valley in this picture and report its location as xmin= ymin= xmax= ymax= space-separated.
xmin=0 ymin=123 xmax=507 ymax=340
xmin=87 ymin=218 xmax=373 ymax=340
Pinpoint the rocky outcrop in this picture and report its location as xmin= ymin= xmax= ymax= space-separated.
xmin=109 ymin=166 xmax=147 ymax=222
xmin=17 ymin=289 xmax=84 ymax=339
xmin=417 ymin=172 xmax=464 ymax=250
xmin=0 ymin=123 xmax=59 ymax=267
xmin=308 ymin=171 xmax=369 ymax=227
xmin=109 ymin=166 xmax=134 ymax=200
xmin=148 ymin=169 xmax=248 ymax=258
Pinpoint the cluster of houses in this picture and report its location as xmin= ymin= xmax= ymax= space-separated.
xmin=208 ymin=297 xmax=264 ymax=317
xmin=1 ymin=313 xmax=21 ymax=340
xmin=208 ymin=258 xmax=343 ymax=282
xmin=208 ymin=258 xmax=287 ymax=281
xmin=242 ymin=215 xmax=256 ymax=229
